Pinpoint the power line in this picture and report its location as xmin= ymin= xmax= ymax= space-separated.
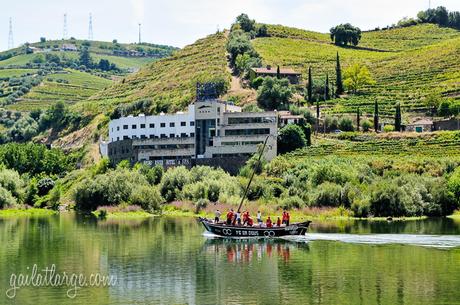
xmin=88 ymin=13 xmax=93 ymax=40
xmin=63 ymin=13 xmax=68 ymax=40
xmin=8 ymin=17 xmax=14 ymax=50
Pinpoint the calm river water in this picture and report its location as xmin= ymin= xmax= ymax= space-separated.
xmin=1 ymin=214 xmax=460 ymax=305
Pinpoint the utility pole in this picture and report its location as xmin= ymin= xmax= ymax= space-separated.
xmin=63 ymin=13 xmax=68 ymax=40
xmin=88 ymin=13 xmax=94 ymax=40
xmin=138 ymin=23 xmax=141 ymax=44
xmin=8 ymin=18 xmax=14 ymax=50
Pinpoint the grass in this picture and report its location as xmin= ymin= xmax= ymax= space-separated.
xmin=86 ymin=32 xmax=231 ymax=115
xmin=0 ymin=208 xmax=57 ymax=217
xmin=252 ymin=24 xmax=460 ymax=115
xmin=0 ymin=68 xmax=37 ymax=78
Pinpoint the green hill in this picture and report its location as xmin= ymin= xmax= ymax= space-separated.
xmin=85 ymin=32 xmax=230 ymax=115
xmin=253 ymin=23 xmax=460 ymax=115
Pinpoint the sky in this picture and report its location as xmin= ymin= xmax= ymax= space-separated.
xmin=1 ymin=0 xmax=460 ymax=51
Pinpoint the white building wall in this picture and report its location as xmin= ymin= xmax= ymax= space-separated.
xmin=108 ymin=105 xmax=196 ymax=143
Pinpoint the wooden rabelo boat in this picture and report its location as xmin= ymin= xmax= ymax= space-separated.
xmin=199 ymin=217 xmax=311 ymax=238
xmin=198 ymin=136 xmax=312 ymax=238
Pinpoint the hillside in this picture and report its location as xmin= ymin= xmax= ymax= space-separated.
xmin=254 ymin=23 xmax=460 ymax=116
xmin=86 ymin=32 xmax=230 ymax=114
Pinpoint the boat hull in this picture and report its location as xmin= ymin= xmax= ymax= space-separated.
xmin=199 ymin=218 xmax=311 ymax=238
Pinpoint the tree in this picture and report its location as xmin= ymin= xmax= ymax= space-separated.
xmin=438 ymin=100 xmax=452 ymax=117
xmin=336 ymin=52 xmax=344 ymax=96
xmin=356 ymin=107 xmax=361 ymax=131
xmin=276 ymin=65 xmax=280 ymax=79
xmin=277 ymin=124 xmax=307 ymax=154
xmin=339 ymin=117 xmax=354 ymax=131
xmin=425 ymin=93 xmax=441 ymax=117
xmin=307 ymin=66 xmax=313 ymax=103
xmin=343 ymin=64 xmax=375 ymax=94
xmin=257 ymin=77 xmax=292 ymax=110
xmin=226 ymin=30 xmax=257 ymax=65
xmin=40 ymin=37 xmax=46 ymax=43
xmin=374 ymin=101 xmax=379 ymax=132
xmin=324 ymin=74 xmax=330 ymax=100
xmin=236 ymin=14 xmax=256 ymax=33
xmin=395 ymin=103 xmax=402 ymax=132
xmin=316 ymin=99 xmax=320 ymax=133
xmin=330 ymin=24 xmax=362 ymax=46
xmin=449 ymin=12 xmax=460 ymax=29
xmin=78 ymin=47 xmax=92 ymax=68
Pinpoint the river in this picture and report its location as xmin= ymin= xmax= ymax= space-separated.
xmin=1 ymin=213 xmax=460 ymax=305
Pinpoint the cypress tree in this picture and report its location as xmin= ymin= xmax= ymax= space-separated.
xmin=374 ymin=101 xmax=379 ymax=132
xmin=307 ymin=66 xmax=313 ymax=103
xmin=357 ymin=107 xmax=361 ymax=131
xmin=395 ymin=103 xmax=402 ymax=132
xmin=276 ymin=65 xmax=281 ymax=79
xmin=316 ymin=99 xmax=320 ymax=134
xmin=336 ymin=52 xmax=344 ymax=96
xmin=325 ymin=74 xmax=330 ymax=100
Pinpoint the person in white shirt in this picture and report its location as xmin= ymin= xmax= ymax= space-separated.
xmin=214 ymin=210 xmax=221 ymax=223
xmin=236 ymin=212 xmax=241 ymax=225
xmin=257 ymin=211 xmax=262 ymax=225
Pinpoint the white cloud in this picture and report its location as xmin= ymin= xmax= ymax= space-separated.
xmin=131 ymin=0 xmax=145 ymax=24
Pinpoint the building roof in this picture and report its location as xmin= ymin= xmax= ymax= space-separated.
xmin=279 ymin=114 xmax=304 ymax=120
xmin=408 ymin=119 xmax=433 ymax=126
xmin=251 ymin=66 xmax=301 ymax=75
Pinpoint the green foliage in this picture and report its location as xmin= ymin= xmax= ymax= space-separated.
xmin=37 ymin=177 xmax=55 ymax=196
xmin=130 ymin=185 xmax=163 ymax=213
xmin=277 ymin=124 xmax=306 ymax=154
xmin=0 ymin=186 xmax=17 ymax=208
xmin=330 ymin=24 xmax=362 ymax=46
xmin=160 ymin=166 xmax=191 ymax=202
xmin=383 ymin=125 xmax=395 ymax=133
xmin=0 ymin=168 xmax=25 ymax=201
xmin=236 ymin=14 xmax=256 ymax=33
xmin=361 ymin=119 xmax=372 ymax=132
xmin=0 ymin=143 xmax=73 ymax=176
xmin=313 ymin=182 xmax=343 ymax=207
xmin=338 ymin=117 xmax=354 ymax=132
xmin=448 ymin=167 xmax=460 ymax=200
xmin=257 ymin=77 xmax=292 ymax=110
xmin=343 ymin=64 xmax=375 ymax=94
xmin=136 ymin=163 xmax=163 ymax=185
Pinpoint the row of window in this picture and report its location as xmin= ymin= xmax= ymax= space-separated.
xmin=114 ymin=133 xmax=195 ymax=142
xmin=227 ymin=117 xmax=276 ymax=125
xmin=114 ymin=121 xmax=195 ymax=132
xmin=225 ymin=128 xmax=271 ymax=136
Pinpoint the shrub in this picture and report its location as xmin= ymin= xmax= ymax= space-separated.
xmin=338 ymin=117 xmax=354 ymax=132
xmin=361 ymin=120 xmax=372 ymax=132
xmin=311 ymin=163 xmax=352 ymax=186
xmin=448 ymin=167 xmax=460 ymax=201
xmin=279 ymin=195 xmax=304 ymax=210
xmin=278 ymin=124 xmax=306 ymax=154
xmin=369 ymin=180 xmax=406 ymax=217
xmin=160 ymin=166 xmax=191 ymax=202
xmin=37 ymin=177 xmax=55 ymax=196
xmin=0 ymin=168 xmax=25 ymax=201
xmin=383 ymin=125 xmax=395 ymax=133
xmin=313 ymin=182 xmax=342 ymax=207
xmin=0 ymin=186 xmax=17 ymax=208
xmin=130 ymin=185 xmax=163 ymax=213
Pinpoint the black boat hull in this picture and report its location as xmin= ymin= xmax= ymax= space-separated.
xmin=199 ymin=218 xmax=311 ymax=238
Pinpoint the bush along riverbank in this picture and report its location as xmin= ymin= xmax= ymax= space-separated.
xmin=0 ymin=142 xmax=459 ymax=219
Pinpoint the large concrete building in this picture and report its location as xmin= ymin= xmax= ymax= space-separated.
xmin=102 ymin=99 xmax=278 ymax=169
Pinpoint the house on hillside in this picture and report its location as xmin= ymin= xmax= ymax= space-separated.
xmin=278 ymin=111 xmax=304 ymax=127
xmin=249 ymin=65 xmax=301 ymax=84
xmin=433 ymin=118 xmax=460 ymax=131
xmin=61 ymin=44 xmax=78 ymax=52
xmin=406 ymin=119 xmax=433 ymax=133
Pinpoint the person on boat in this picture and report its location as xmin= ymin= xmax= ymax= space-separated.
xmin=226 ymin=209 xmax=234 ymax=225
xmin=286 ymin=212 xmax=290 ymax=226
xmin=215 ymin=209 xmax=222 ymax=223
xmin=266 ymin=216 xmax=273 ymax=228
xmin=247 ymin=217 xmax=254 ymax=227
xmin=257 ymin=211 xmax=262 ymax=225
xmin=242 ymin=211 xmax=249 ymax=226
xmin=236 ymin=211 xmax=242 ymax=226
xmin=276 ymin=217 xmax=281 ymax=227
xmin=282 ymin=210 xmax=287 ymax=225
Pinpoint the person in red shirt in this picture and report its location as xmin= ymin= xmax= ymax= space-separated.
xmin=226 ymin=209 xmax=234 ymax=225
xmin=282 ymin=210 xmax=287 ymax=225
xmin=247 ymin=217 xmax=254 ymax=227
xmin=266 ymin=216 xmax=273 ymax=228
xmin=276 ymin=217 xmax=281 ymax=227
xmin=286 ymin=212 xmax=290 ymax=226
xmin=242 ymin=211 xmax=249 ymax=225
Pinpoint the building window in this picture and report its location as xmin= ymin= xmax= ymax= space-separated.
xmin=149 ymin=123 xmax=155 ymax=128
xmin=190 ymin=121 xmax=195 ymax=126
xmin=117 ymin=126 xmax=120 ymax=131
xmin=190 ymin=132 xmax=195 ymax=137
xmin=141 ymin=135 xmax=146 ymax=139
xmin=123 ymin=125 xmax=128 ymax=130
xmin=117 ymin=137 xmax=120 ymax=141
xmin=123 ymin=136 xmax=129 ymax=140
xmin=149 ymin=135 xmax=155 ymax=139
xmin=217 ymin=118 xmax=220 ymax=125
xmin=170 ymin=133 xmax=175 ymax=138
xmin=160 ymin=123 xmax=166 ymax=128
xmin=181 ymin=133 xmax=187 ymax=137
xmin=217 ymin=107 xmax=220 ymax=113
xmin=132 ymin=124 xmax=137 ymax=129
xmin=225 ymin=128 xmax=270 ymax=136
xmin=140 ymin=124 xmax=146 ymax=128
xmin=181 ymin=121 xmax=186 ymax=126
xmin=170 ymin=122 xmax=175 ymax=127
xmin=160 ymin=134 xmax=167 ymax=138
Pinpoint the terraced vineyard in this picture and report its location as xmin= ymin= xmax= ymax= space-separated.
xmin=252 ymin=24 xmax=460 ymax=115
xmin=86 ymin=32 xmax=230 ymax=114
xmin=286 ymin=132 xmax=460 ymax=160
xmin=8 ymin=69 xmax=111 ymax=111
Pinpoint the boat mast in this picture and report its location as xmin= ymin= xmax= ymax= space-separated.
xmin=237 ymin=135 xmax=270 ymax=213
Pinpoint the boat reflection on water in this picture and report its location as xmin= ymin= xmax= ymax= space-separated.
xmin=203 ymin=237 xmax=309 ymax=264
